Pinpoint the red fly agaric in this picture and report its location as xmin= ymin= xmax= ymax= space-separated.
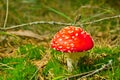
xmin=51 ymin=26 xmax=94 ymax=72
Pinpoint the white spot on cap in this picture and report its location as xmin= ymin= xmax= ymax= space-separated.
xmin=75 ymin=27 xmax=79 ymax=31
xmin=57 ymin=43 xmax=60 ymax=46
xmin=72 ymin=36 xmax=75 ymax=39
xmin=81 ymin=31 xmax=85 ymax=34
xmin=60 ymin=49 xmax=64 ymax=52
xmin=86 ymin=32 xmax=90 ymax=35
xmin=64 ymin=41 xmax=67 ymax=44
xmin=75 ymin=33 xmax=79 ymax=36
xmin=68 ymin=50 xmax=71 ymax=53
xmin=68 ymin=39 xmax=72 ymax=42
xmin=74 ymin=38 xmax=77 ymax=40
xmin=62 ymin=35 xmax=65 ymax=38
xmin=57 ymin=47 xmax=61 ymax=50
xmin=51 ymin=43 xmax=55 ymax=46
xmin=66 ymin=46 xmax=70 ymax=49
xmin=71 ymin=47 xmax=74 ymax=50
xmin=61 ymin=49 xmax=66 ymax=52
xmin=56 ymin=35 xmax=60 ymax=38
xmin=70 ymin=43 xmax=74 ymax=47
xmin=54 ymin=41 xmax=57 ymax=44
xmin=58 ymin=46 xmax=62 ymax=49
xmin=58 ymin=38 xmax=62 ymax=41
xmin=83 ymin=31 xmax=89 ymax=38
xmin=65 ymin=36 xmax=69 ymax=39
xmin=68 ymin=30 xmax=73 ymax=34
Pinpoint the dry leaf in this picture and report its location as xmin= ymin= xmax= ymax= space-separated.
xmin=7 ymin=30 xmax=49 ymax=40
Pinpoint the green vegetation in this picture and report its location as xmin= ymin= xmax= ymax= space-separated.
xmin=0 ymin=56 xmax=37 ymax=80
xmin=0 ymin=0 xmax=120 ymax=80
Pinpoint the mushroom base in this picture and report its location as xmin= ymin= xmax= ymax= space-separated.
xmin=65 ymin=52 xmax=85 ymax=72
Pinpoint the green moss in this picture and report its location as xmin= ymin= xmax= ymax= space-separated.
xmin=0 ymin=57 xmax=37 ymax=80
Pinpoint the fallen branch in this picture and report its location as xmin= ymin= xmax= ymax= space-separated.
xmin=63 ymin=60 xmax=112 ymax=80
xmin=83 ymin=15 xmax=120 ymax=25
xmin=0 ymin=21 xmax=73 ymax=30
xmin=0 ymin=15 xmax=119 ymax=30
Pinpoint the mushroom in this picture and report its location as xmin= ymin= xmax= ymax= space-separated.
xmin=51 ymin=26 xmax=94 ymax=72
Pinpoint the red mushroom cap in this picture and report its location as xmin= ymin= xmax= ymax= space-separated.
xmin=51 ymin=26 xmax=94 ymax=53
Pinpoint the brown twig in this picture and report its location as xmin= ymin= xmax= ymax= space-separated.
xmin=83 ymin=15 xmax=120 ymax=25
xmin=0 ymin=15 xmax=119 ymax=30
xmin=63 ymin=60 xmax=112 ymax=80
xmin=0 ymin=21 xmax=73 ymax=30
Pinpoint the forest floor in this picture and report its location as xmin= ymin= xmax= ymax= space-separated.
xmin=0 ymin=0 xmax=120 ymax=80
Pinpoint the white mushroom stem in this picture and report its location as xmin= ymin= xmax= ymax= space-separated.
xmin=66 ymin=52 xmax=85 ymax=72
xmin=66 ymin=58 xmax=74 ymax=72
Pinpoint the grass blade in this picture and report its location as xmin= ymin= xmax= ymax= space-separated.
xmin=47 ymin=7 xmax=73 ymax=21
